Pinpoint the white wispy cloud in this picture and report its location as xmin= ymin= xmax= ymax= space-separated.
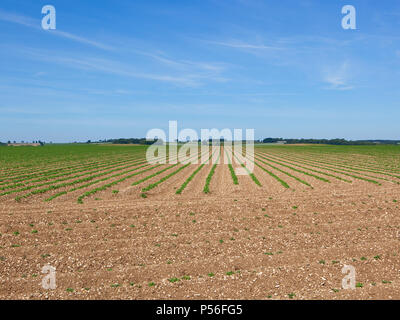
xmin=203 ymin=34 xmax=360 ymax=90
xmin=0 ymin=10 xmax=36 ymax=26
xmin=50 ymin=30 xmax=113 ymax=50
xmin=0 ymin=9 xmax=113 ymax=50
xmin=206 ymin=39 xmax=283 ymax=50
xmin=127 ymin=48 xmax=227 ymax=75
xmin=322 ymin=62 xmax=354 ymax=91
xmin=0 ymin=9 xmax=229 ymax=86
xmin=9 ymin=46 xmax=211 ymax=87
xmin=46 ymin=55 xmax=202 ymax=86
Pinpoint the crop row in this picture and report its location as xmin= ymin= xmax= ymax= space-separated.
xmin=230 ymin=149 xmax=261 ymax=186
xmin=263 ymin=151 xmax=399 ymax=183
xmin=2 ymin=158 xmax=146 ymax=197
xmin=77 ymin=164 xmax=162 ymax=204
xmin=258 ymin=152 xmax=381 ymax=185
xmin=0 ymin=147 xmax=144 ymax=182
xmin=255 ymin=156 xmax=312 ymax=187
xmin=0 ymin=150 xmax=143 ymax=183
xmin=45 ymin=163 xmax=157 ymax=202
xmin=0 ymin=155 xmax=146 ymax=190
xmin=203 ymin=148 xmax=221 ymax=194
xmin=14 ymin=161 xmax=149 ymax=201
xmin=77 ymin=146 xmax=212 ymax=201
xmin=254 ymin=162 xmax=289 ymax=188
xmin=224 ymin=149 xmax=238 ymax=185
xmin=175 ymin=147 xmax=218 ymax=194
xmin=256 ymin=152 xmax=352 ymax=183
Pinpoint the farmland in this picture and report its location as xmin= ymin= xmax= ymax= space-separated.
xmin=1 ymin=143 xmax=400 ymax=299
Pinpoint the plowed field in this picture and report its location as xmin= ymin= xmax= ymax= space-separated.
xmin=1 ymin=144 xmax=400 ymax=299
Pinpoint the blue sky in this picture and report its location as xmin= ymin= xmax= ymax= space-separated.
xmin=0 ymin=0 xmax=399 ymax=142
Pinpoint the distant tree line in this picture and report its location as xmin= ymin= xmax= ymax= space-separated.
xmin=261 ymin=138 xmax=400 ymax=145
xmin=104 ymin=138 xmax=400 ymax=145
xmin=107 ymin=138 xmax=158 ymax=145
xmin=2 ymin=138 xmax=398 ymax=146
xmin=0 ymin=140 xmax=45 ymax=146
xmin=93 ymin=138 xmax=400 ymax=146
